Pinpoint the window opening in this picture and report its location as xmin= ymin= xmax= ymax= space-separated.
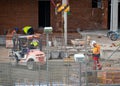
xmin=92 ymin=0 xmax=102 ymax=8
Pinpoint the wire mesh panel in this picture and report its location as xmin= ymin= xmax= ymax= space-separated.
xmin=85 ymin=59 xmax=120 ymax=86
xmin=10 ymin=63 xmax=45 ymax=86
xmin=0 ymin=63 xmax=13 ymax=86
xmin=40 ymin=61 xmax=86 ymax=86
xmin=4 ymin=61 xmax=88 ymax=86
xmin=1 ymin=60 xmax=120 ymax=86
xmin=0 ymin=35 xmax=6 ymax=46
xmin=65 ymin=62 xmax=86 ymax=86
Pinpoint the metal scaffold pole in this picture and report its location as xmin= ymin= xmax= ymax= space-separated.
xmin=62 ymin=0 xmax=68 ymax=46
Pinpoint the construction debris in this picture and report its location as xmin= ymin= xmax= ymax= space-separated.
xmin=71 ymin=39 xmax=85 ymax=46
xmin=63 ymin=55 xmax=75 ymax=62
xmin=71 ymin=35 xmax=91 ymax=47
xmin=97 ymin=35 xmax=102 ymax=38
xmin=102 ymin=71 xmax=120 ymax=84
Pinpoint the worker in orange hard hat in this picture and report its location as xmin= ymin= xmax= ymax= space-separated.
xmin=91 ymin=40 xmax=102 ymax=70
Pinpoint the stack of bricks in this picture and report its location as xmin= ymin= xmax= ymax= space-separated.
xmin=101 ymin=71 xmax=120 ymax=84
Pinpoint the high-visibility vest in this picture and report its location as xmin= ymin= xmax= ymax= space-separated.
xmin=23 ymin=26 xmax=32 ymax=34
xmin=30 ymin=41 xmax=38 ymax=47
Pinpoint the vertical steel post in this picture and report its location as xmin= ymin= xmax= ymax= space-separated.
xmin=84 ymin=33 xmax=88 ymax=86
xmin=46 ymin=33 xmax=49 ymax=86
xmin=62 ymin=0 xmax=67 ymax=46
xmin=79 ymin=62 xmax=82 ymax=86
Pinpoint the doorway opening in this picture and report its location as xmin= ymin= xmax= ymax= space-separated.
xmin=38 ymin=1 xmax=50 ymax=28
xmin=118 ymin=2 xmax=120 ymax=31
xmin=107 ymin=0 xmax=111 ymax=30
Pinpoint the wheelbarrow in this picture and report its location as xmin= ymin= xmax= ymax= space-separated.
xmin=107 ymin=31 xmax=119 ymax=41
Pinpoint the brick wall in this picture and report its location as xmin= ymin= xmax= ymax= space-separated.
xmin=0 ymin=0 xmax=108 ymax=35
xmin=51 ymin=0 xmax=108 ymax=32
xmin=0 ymin=0 xmax=38 ymax=35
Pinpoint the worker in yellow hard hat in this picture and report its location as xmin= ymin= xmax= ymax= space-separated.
xmin=23 ymin=25 xmax=34 ymax=35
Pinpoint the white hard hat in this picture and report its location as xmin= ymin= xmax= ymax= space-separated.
xmin=91 ymin=40 xmax=96 ymax=45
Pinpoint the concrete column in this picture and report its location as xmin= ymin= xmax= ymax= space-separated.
xmin=110 ymin=0 xmax=118 ymax=31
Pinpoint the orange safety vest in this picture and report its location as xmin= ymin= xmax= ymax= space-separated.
xmin=92 ymin=44 xmax=100 ymax=55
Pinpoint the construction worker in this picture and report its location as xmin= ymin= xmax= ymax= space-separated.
xmin=91 ymin=41 xmax=102 ymax=70
xmin=12 ymin=27 xmax=19 ymax=50
xmin=23 ymin=25 xmax=34 ymax=35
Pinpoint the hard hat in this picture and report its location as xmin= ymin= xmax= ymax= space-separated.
xmin=14 ymin=27 xmax=19 ymax=31
xmin=91 ymin=40 xmax=96 ymax=45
